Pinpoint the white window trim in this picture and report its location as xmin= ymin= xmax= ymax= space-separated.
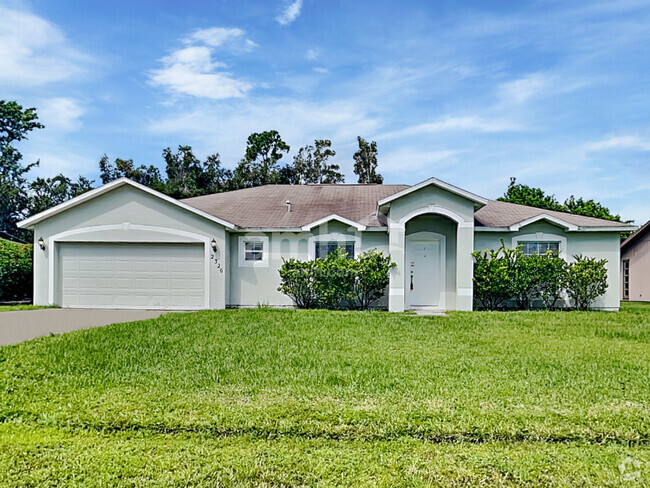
xmin=238 ymin=235 xmax=269 ymax=267
xmin=512 ymin=232 xmax=567 ymax=260
xmin=308 ymin=233 xmax=361 ymax=260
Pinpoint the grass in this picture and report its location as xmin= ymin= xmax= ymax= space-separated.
xmin=0 ymin=304 xmax=55 ymax=312
xmin=1 ymin=302 xmax=649 ymax=486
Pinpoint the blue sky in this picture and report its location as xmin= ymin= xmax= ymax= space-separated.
xmin=1 ymin=0 xmax=649 ymax=224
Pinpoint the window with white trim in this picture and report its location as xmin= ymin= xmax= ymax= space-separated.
xmin=244 ymin=241 xmax=264 ymax=261
xmin=315 ymin=241 xmax=355 ymax=259
xmin=519 ymin=241 xmax=560 ymax=256
xmin=238 ymin=236 xmax=269 ymax=267
xmin=622 ymin=259 xmax=630 ymax=299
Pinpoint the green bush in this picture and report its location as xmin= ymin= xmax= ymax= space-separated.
xmin=278 ymin=249 xmax=394 ymax=310
xmin=277 ymin=258 xmax=319 ymax=309
xmin=0 ymin=239 xmax=33 ymax=302
xmin=473 ymin=242 xmax=606 ymax=311
xmin=472 ymin=245 xmax=514 ymax=310
xmin=351 ymin=250 xmax=396 ymax=310
xmin=566 ymin=255 xmax=608 ymax=310
xmin=535 ymin=252 xmax=568 ymax=309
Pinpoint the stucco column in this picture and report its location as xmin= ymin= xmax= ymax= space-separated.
xmin=456 ymin=223 xmax=474 ymax=311
xmin=388 ymin=224 xmax=406 ymax=312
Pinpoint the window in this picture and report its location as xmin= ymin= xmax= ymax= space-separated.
xmin=315 ymin=241 xmax=355 ymax=259
xmin=520 ymin=241 xmax=560 ymax=256
xmin=308 ymin=233 xmax=361 ymax=261
xmin=238 ymin=236 xmax=269 ymax=267
xmin=623 ymin=259 xmax=630 ymax=299
xmin=244 ymin=241 xmax=264 ymax=261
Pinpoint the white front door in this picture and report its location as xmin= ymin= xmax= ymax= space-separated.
xmin=406 ymin=233 xmax=445 ymax=309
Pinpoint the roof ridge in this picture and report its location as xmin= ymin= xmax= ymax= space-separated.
xmin=489 ymin=199 xmax=629 ymax=226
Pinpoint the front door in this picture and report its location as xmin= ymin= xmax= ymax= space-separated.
xmin=406 ymin=233 xmax=445 ymax=309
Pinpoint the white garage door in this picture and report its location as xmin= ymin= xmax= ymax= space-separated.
xmin=59 ymin=243 xmax=206 ymax=309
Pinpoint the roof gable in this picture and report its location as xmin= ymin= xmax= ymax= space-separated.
xmin=18 ymin=178 xmax=237 ymax=230
xmin=621 ymin=220 xmax=650 ymax=250
xmin=377 ymin=177 xmax=488 ymax=208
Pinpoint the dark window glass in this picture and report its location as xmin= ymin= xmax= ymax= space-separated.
xmin=315 ymin=241 xmax=355 ymax=259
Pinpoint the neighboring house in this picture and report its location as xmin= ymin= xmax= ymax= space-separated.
xmin=621 ymin=220 xmax=650 ymax=302
xmin=18 ymin=177 xmax=636 ymax=311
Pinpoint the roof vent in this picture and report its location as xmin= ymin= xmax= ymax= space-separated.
xmin=286 ymin=200 xmax=291 ymax=213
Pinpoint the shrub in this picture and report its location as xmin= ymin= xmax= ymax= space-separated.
xmin=535 ymin=252 xmax=568 ymax=309
xmin=312 ymin=249 xmax=356 ymax=309
xmin=566 ymin=255 xmax=608 ymax=310
xmin=472 ymin=244 xmax=514 ymax=310
xmin=473 ymin=241 xmax=608 ymax=311
xmin=0 ymin=239 xmax=33 ymax=302
xmin=278 ymin=249 xmax=394 ymax=310
xmin=277 ymin=258 xmax=319 ymax=309
xmin=350 ymin=250 xmax=396 ymax=310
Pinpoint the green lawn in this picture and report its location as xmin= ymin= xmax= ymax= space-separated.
xmin=0 ymin=304 xmax=55 ymax=312
xmin=1 ymin=303 xmax=649 ymax=486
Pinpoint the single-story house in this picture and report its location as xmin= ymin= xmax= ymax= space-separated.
xmin=621 ymin=220 xmax=650 ymax=302
xmin=18 ymin=177 xmax=636 ymax=311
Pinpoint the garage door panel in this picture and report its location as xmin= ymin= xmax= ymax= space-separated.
xmin=59 ymin=243 xmax=205 ymax=309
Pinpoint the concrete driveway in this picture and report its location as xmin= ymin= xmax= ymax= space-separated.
xmin=0 ymin=309 xmax=167 ymax=346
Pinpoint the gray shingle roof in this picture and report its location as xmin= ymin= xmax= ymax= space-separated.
xmin=181 ymin=184 xmax=632 ymax=230
xmin=474 ymin=199 xmax=630 ymax=229
xmin=181 ymin=184 xmax=408 ymax=228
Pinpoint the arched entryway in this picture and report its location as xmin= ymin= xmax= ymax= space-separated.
xmin=404 ymin=214 xmax=457 ymax=310
xmin=387 ymin=204 xmax=475 ymax=312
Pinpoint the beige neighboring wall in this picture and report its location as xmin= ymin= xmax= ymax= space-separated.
xmin=621 ymin=222 xmax=650 ymax=302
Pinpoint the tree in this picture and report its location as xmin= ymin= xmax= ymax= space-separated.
xmin=563 ymin=195 xmax=623 ymax=222
xmin=99 ymin=155 xmax=163 ymax=189
xmin=28 ymin=174 xmax=94 ymax=215
xmin=197 ymin=154 xmax=234 ymax=195
xmin=353 ymin=136 xmax=383 ymax=184
xmin=0 ymin=101 xmax=44 ymax=239
xmin=290 ymin=139 xmax=344 ymax=184
xmin=498 ymin=177 xmax=564 ymax=211
xmin=499 ymin=177 xmax=627 ymax=222
xmin=234 ymin=131 xmax=290 ymax=188
xmin=163 ymin=145 xmax=203 ymax=198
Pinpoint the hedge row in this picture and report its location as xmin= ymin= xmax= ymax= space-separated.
xmin=473 ymin=240 xmax=608 ymax=310
xmin=278 ymin=249 xmax=395 ymax=310
xmin=0 ymin=239 xmax=33 ymax=302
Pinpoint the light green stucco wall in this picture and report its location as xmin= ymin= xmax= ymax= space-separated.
xmin=474 ymin=221 xmax=621 ymax=310
xmin=31 ymin=185 xmax=228 ymax=308
xmin=228 ymin=222 xmax=390 ymax=307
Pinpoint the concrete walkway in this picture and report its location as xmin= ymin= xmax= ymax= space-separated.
xmin=0 ymin=309 xmax=167 ymax=345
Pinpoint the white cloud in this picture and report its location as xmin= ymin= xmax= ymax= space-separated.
xmin=37 ymin=98 xmax=85 ymax=132
xmin=186 ymin=27 xmax=257 ymax=51
xmin=380 ymin=116 xmax=522 ymax=139
xmin=147 ymin=97 xmax=383 ymax=176
xmin=276 ymin=0 xmax=303 ymax=26
xmin=498 ymin=73 xmax=549 ymax=104
xmin=0 ymin=5 xmax=92 ymax=86
xmin=305 ymin=49 xmax=318 ymax=60
xmin=149 ymin=27 xmax=255 ymax=100
xmin=312 ymin=67 xmax=329 ymax=74
xmin=586 ymin=134 xmax=650 ymax=152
